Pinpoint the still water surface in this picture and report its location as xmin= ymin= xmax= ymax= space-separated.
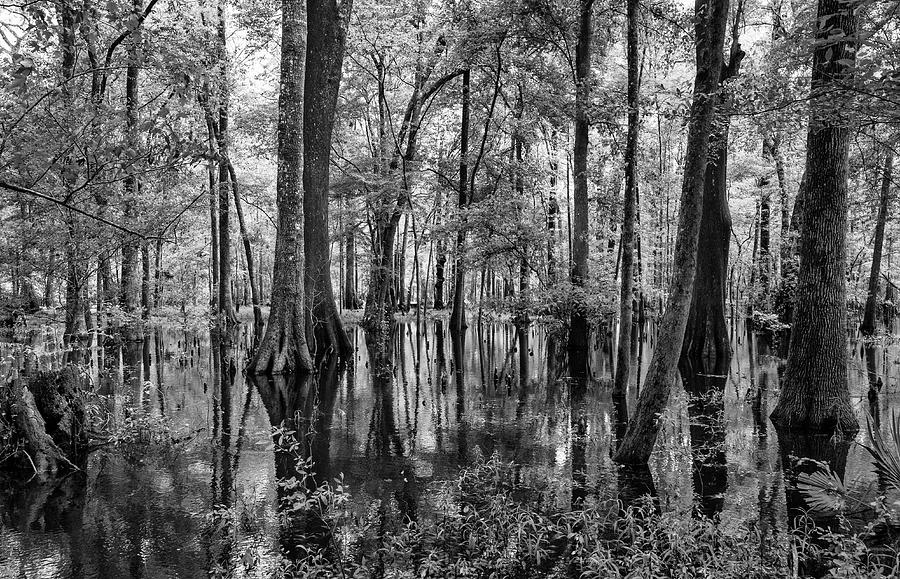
xmin=0 ymin=320 xmax=896 ymax=577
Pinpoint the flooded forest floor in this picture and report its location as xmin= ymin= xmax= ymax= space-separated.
xmin=2 ymin=316 xmax=900 ymax=577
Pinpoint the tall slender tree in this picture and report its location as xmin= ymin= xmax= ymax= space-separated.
xmin=252 ymin=0 xmax=314 ymax=374
xmin=56 ymin=0 xmax=90 ymax=337
xmin=303 ymin=0 xmax=353 ymax=359
xmin=215 ymin=1 xmax=238 ymax=324
xmin=860 ymin=149 xmax=894 ymax=335
xmin=613 ymin=0 xmax=640 ymax=401
xmin=120 ymin=0 xmax=142 ymax=314
xmin=614 ymin=0 xmax=731 ymax=465
xmin=449 ymin=68 xmax=471 ymax=335
xmin=568 ymin=0 xmax=594 ymax=373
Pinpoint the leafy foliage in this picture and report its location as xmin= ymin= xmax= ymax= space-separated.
xmin=266 ymin=453 xmax=896 ymax=578
xmin=861 ymin=412 xmax=900 ymax=492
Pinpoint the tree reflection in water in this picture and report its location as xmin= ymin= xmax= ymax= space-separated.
xmin=253 ymin=354 xmax=341 ymax=561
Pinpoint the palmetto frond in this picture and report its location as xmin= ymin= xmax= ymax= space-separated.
xmin=797 ymin=465 xmax=847 ymax=514
xmin=859 ymin=411 xmax=900 ymax=492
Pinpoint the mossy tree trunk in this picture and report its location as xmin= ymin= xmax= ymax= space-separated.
xmin=252 ymin=0 xmax=313 ymax=375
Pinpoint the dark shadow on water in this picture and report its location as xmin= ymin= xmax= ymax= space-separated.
xmin=451 ymin=324 xmax=468 ymax=463
xmin=683 ymin=368 xmax=729 ymax=519
xmin=568 ymin=328 xmax=589 ymax=510
xmin=776 ymin=429 xmax=851 ymax=578
xmin=616 ymin=464 xmax=657 ymax=511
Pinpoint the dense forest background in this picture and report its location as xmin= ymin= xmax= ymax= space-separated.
xmin=0 ymin=0 xmax=898 ymax=460
xmin=3 ymin=0 xmax=900 ymax=576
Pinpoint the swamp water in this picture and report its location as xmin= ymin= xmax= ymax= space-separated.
xmin=1 ymin=320 xmax=898 ymax=577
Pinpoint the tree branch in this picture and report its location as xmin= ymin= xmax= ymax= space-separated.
xmin=98 ymin=0 xmax=162 ymax=98
xmin=0 ymin=180 xmax=163 ymax=239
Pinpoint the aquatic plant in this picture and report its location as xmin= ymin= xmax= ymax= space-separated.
xmin=797 ymin=412 xmax=900 ymax=513
xmin=270 ymin=453 xmax=897 ymax=578
xmin=861 ymin=412 xmax=900 ymax=491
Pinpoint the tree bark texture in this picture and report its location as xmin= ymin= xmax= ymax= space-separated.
xmin=56 ymin=1 xmax=90 ymax=336
xmin=569 ymin=0 xmax=593 ymax=375
xmin=614 ymin=0 xmax=731 ymax=465
xmin=613 ymin=0 xmax=639 ymax=399
xmin=680 ymin=39 xmax=743 ymax=375
xmin=215 ymin=3 xmax=238 ymax=325
xmin=770 ymin=0 xmax=859 ymax=435
xmin=120 ymin=0 xmax=142 ymax=314
xmin=450 ymin=68 xmax=471 ymax=335
xmin=303 ymin=0 xmax=353 ymax=360
xmin=252 ymin=0 xmax=314 ymax=375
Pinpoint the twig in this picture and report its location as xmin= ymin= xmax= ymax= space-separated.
xmin=20 ymin=448 xmax=38 ymax=482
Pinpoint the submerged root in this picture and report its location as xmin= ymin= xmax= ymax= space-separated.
xmin=1 ymin=367 xmax=86 ymax=479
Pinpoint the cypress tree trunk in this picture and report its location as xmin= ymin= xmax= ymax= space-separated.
xmin=513 ymin=89 xmax=530 ymax=325
xmin=56 ymin=1 xmax=90 ymax=337
xmin=208 ymin=159 xmax=219 ymax=313
xmin=680 ymin=37 xmax=743 ymax=375
xmin=251 ymin=0 xmax=313 ymax=375
xmin=215 ymin=2 xmax=238 ymax=325
xmin=769 ymin=0 xmax=859 ymax=435
xmin=614 ymin=0 xmax=730 ymax=465
xmin=304 ymin=0 xmax=353 ymax=359
xmin=141 ymin=243 xmax=151 ymax=318
xmin=547 ymin=162 xmax=559 ymax=285
xmin=569 ymin=0 xmax=593 ymax=375
xmin=860 ymin=151 xmax=893 ymax=335
xmin=120 ymin=0 xmax=142 ymax=314
xmin=227 ymin=162 xmax=263 ymax=332
xmin=757 ymin=178 xmax=771 ymax=308
xmin=613 ymin=0 xmax=639 ymax=400
xmin=434 ymin=187 xmax=446 ymax=309
xmin=449 ymin=68 xmax=471 ymax=335
xmin=343 ymin=223 xmax=360 ymax=309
